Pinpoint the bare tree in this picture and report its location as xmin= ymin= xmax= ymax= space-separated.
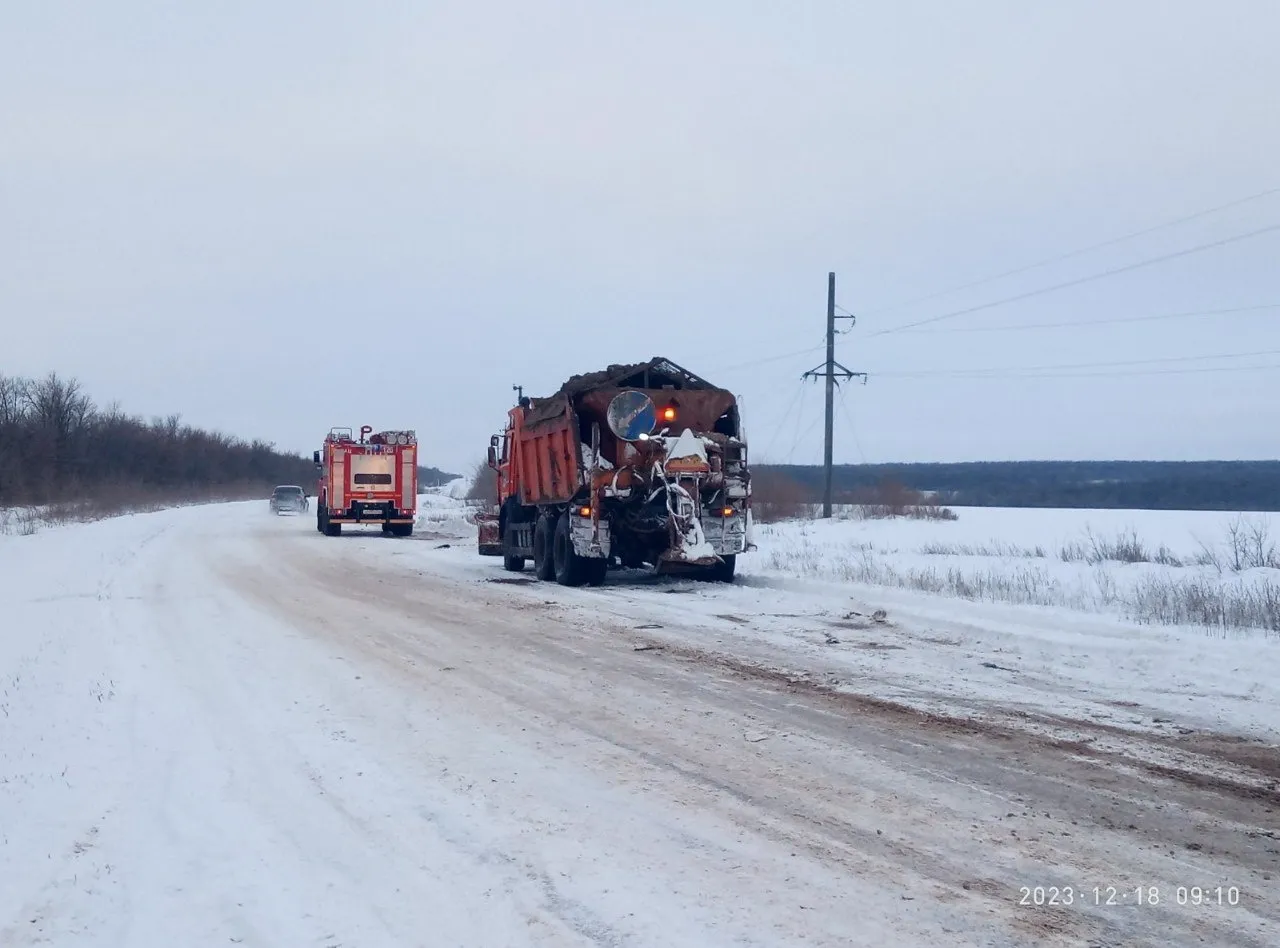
xmin=1225 ymin=516 xmax=1248 ymax=572
xmin=1245 ymin=517 xmax=1278 ymax=570
xmin=0 ymin=374 xmax=27 ymax=428
xmin=466 ymin=458 xmax=497 ymax=503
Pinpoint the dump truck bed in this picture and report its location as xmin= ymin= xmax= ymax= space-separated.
xmin=511 ymin=393 xmax=581 ymax=506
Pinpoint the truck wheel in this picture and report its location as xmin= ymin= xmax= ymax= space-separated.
xmin=502 ymin=523 xmax=525 ymax=571
xmin=532 ymin=515 xmax=556 ymax=581
xmin=325 ymin=520 xmax=342 ymax=537
xmin=394 ymin=523 xmax=414 ymax=537
xmin=552 ymin=513 xmax=586 ymax=587
xmin=317 ymin=504 xmax=327 ymax=533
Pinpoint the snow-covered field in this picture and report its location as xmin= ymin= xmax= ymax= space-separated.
xmin=2 ymin=493 xmax=1277 ymax=946
xmin=733 ymin=504 xmax=1280 ymax=744
xmin=756 ymin=505 xmax=1280 ymax=631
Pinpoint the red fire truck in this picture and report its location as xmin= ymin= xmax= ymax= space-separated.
xmin=313 ymin=426 xmax=418 ymax=536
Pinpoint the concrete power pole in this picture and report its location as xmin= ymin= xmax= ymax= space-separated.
xmin=804 ymin=272 xmax=866 ymax=518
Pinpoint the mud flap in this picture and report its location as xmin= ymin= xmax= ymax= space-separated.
xmin=476 ymin=511 xmax=502 ymax=556
xmin=569 ymin=515 xmax=610 ymax=559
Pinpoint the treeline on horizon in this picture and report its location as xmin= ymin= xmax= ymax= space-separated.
xmin=0 ymin=371 xmax=314 ymax=506
xmin=759 ymin=460 xmax=1280 ymax=512
xmin=419 ymin=465 xmax=461 ymax=487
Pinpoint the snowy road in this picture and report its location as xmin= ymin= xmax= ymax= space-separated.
xmin=2 ymin=504 xmax=1277 ymax=947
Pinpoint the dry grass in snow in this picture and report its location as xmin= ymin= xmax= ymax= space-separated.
xmin=752 ymin=509 xmax=1280 ymax=634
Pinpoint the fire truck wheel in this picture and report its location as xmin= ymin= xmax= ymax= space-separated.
xmin=533 ymin=515 xmax=556 ymax=581
xmin=584 ymin=557 xmax=607 ymax=587
xmin=325 ymin=520 xmax=342 ymax=537
xmin=552 ymin=513 xmax=587 ymax=587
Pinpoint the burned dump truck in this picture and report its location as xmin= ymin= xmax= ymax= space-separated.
xmin=476 ymin=357 xmax=752 ymax=586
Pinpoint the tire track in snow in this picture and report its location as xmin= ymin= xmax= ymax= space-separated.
xmin=235 ymin=521 xmax=1279 ymax=948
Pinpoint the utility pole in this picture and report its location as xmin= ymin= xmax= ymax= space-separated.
xmin=803 ymin=272 xmax=866 ymax=518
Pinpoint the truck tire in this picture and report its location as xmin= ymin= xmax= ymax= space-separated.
xmin=552 ymin=513 xmax=587 ymax=587
xmin=317 ymin=503 xmax=327 ymax=533
xmin=321 ymin=505 xmax=342 ymax=536
xmin=584 ymin=556 xmax=607 ymax=587
xmin=532 ymin=515 xmax=556 ymax=581
xmin=502 ymin=523 xmax=526 ymax=571
xmin=393 ymin=523 xmax=414 ymax=537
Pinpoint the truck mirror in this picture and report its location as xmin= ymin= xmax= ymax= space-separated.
xmin=487 ymin=445 xmax=498 ymax=469
xmin=489 ymin=434 xmax=499 ymax=448
xmin=312 ymin=450 xmax=321 ymax=464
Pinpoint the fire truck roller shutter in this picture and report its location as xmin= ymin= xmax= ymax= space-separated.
xmin=401 ymin=451 xmax=415 ymax=512
xmin=332 ymin=450 xmax=346 ymax=510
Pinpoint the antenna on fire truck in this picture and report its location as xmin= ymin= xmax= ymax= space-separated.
xmin=513 ymin=384 xmax=523 ymax=404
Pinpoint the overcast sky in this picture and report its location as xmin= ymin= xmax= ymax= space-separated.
xmin=3 ymin=1 xmax=1278 ymax=474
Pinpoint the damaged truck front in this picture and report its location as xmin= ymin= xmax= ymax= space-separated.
xmin=475 ymin=357 xmax=752 ymax=586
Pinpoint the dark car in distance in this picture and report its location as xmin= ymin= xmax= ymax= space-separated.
xmin=269 ymin=485 xmax=309 ymax=514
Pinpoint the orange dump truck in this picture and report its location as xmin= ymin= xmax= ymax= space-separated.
xmin=476 ymin=358 xmax=752 ymax=586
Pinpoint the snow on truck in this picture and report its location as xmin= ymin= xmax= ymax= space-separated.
xmin=476 ymin=357 xmax=752 ymax=586
xmin=313 ymin=426 xmax=417 ymax=537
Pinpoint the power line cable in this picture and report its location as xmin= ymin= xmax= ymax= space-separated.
xmin=861 ymin=185 xmax=1280 ymax=319
xmin=788 ymin=413 xmax=826 ymax=463
xmin=872 ymin=362 xmax=1280 ymax=382
xmin=717 ymin=342 xmax=827 ymax=372
xmin=894 ymin=302 xmax=1280 ymax=334
xmin=870 ymin=222 xmax=1280 ymax=337
xmin=1022 ymin=362 xmax=1280 ymax=380
xmin=835 ymin=385 xmax=868 ymax=464
xmin=760 ymin=381 xmax=806 ymax=461
xmin=786 ymin=383 xmax=820 ymax=462
xmin=874 ymin=347 xmax=1280 ymax=380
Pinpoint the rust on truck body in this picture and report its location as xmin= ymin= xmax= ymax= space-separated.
xmin=476 ymin=357 xmax=752 ymax=586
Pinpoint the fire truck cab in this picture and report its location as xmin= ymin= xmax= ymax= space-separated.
xmin=314 ymin=425 xmax=418 ymax=537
